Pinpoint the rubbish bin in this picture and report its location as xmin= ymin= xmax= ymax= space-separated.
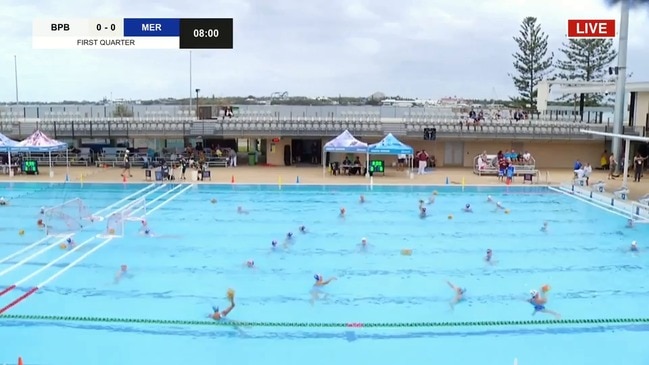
xmin=248 ymin=152 xmax=256 ymax=166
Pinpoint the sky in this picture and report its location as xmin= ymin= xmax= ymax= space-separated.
xmin=0 ymin=0 xmax=648 ymax=102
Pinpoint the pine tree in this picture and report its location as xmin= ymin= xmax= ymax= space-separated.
xmin=510 ymin=17 xmax=554 ymax=110
xmin=555 ymin=39 xmax=617 ymax=106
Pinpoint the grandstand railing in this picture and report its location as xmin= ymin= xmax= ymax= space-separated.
xmin=473 ymin=154 xmax=537 ymax=176
xmin=0 ymin=116 xmax=643 ymax=139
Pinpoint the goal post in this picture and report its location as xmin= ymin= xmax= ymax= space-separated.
xmin=102 ymin=198 xmax=147 ymax=237
xmin=43 ymin=198 xmax=93 ymax=236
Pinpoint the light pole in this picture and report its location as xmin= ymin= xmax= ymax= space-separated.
xmin=189 ymin=51 xmax=193 ymax=116
xmin=195 ymin=88 xmax=200 ymax=118
xmin=612 ymin=0 xmax=630 ymax=174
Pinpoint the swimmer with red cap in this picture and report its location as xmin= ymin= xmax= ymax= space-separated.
xmin=244 ymin=259 xmax=256 ymax=268
xmin=114 ymin=264 xmax=129 ymax=283
xmin=37 ymin=219 xmax=46 ymax=229
xmin=139 ymin=220 xmax=152 ymax=236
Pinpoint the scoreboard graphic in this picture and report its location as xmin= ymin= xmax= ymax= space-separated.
xmin=32 ymin=18 xmax=233 ymax=49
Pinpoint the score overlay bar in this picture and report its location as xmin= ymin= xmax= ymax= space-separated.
xmin=32 ymin=18 xmax=233 ymax=49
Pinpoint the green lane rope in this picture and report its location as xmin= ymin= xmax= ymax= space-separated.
xmin=1 ymin=314 xmax=649 ymax=328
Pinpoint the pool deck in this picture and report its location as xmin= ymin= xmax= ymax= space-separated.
xmin=2 ymin=166 xmax=649 ymax=199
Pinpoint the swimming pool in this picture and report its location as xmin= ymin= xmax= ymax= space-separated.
xmin=0 ymin=182 xmax=648 ymax=365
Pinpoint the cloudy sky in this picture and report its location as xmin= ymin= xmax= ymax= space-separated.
xmin=0 ymin=0 xmax=647 ymax=102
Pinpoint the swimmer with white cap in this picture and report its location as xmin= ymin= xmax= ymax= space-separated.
xmin=630 ymin=240 xmax=639 ymax=252
xmin=0 ymin=197 xmax=7 ymax=206
xmin=40 ymin=206 xmax=45 ymax=214
xmin=527 ymin=286 xmax=561 ymax=319
xmin=487 ymin=195 xmax=494 ymax=202
xmin=496 ymin=202 xmax=505 ymax=210
xmin=244 ymin=259 xmax=256 ymax=268
xmin=358 ymin=237 xmax=369 ymax=250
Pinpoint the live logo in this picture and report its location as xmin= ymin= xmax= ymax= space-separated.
xmin=567 ymin=19 xmax=616 ymax=38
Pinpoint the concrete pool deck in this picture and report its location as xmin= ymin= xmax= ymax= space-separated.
xmin=2 ymin=166 xmax=649 ymax=200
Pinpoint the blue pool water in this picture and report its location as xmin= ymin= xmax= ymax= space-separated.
xmin=0 ymin=183 xmax=648 ymax=365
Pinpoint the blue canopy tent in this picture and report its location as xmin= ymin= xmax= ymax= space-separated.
xmin=16 ymin=130 xmax=69 ymax=177
xmin=0 ymin=133 xmax=20 ymax=176
xmin=366 ymin=133 xmax=415 ymax=175
xmin=322 ymin=130 xmax=368 ymax=177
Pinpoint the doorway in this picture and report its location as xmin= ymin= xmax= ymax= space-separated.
xmin=291 ymin=139 xmax=322 ymax=165
xmin=444 ymin=141 xmax=464 ymax=166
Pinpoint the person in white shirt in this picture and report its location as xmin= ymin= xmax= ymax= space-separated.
xmin=522 ymin=151 xmax=531 ymax=163
xmin=397 ymin=154 xmax=406 ymax=171
xmin=583 ymin=163 xmax=592 ymax=186
xmin=416 ymin=150 xmax=429 ymax=175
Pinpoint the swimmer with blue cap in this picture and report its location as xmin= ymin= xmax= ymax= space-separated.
xmin=139 ymin=220 xmax=152 ymax=236
xmin=313 ymin=274 xmax=337 ymax=287
xmin=419 ymin=206 xmax=427 ymax=218
xmin=66 ymin=237 xmax=75 ymax=249
xmin=210 ymin=292 xmax=236 ymax=320
xmin=299 ymin=225 xmax=307 ymax=233
xmin=541 ymin=221 xmax=548 ymax=232
xmin=626 ymin=219 xmax=635 ymax=228
xmin=463 ymin=204 xmax=473 ymax=212
xmin=527 ymin=286 xmax=560 ymax=319
xmin=446 ymin=280 xmax=466 ymax=308
xmin=271 ymin=240 xmax=278 ymax=249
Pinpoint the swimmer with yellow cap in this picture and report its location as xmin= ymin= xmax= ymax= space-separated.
xmin=210 ymin=290 xmax=236 ymax=320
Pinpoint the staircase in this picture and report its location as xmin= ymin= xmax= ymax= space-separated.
xmin=189 ymin=121 xmax=217 ymax=136
xmin=380 ymin=120 xmax=408 ymax=136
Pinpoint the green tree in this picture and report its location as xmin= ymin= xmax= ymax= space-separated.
xmin=555 ymin=39 xmax=617 ymax=106
xmin=510 ymin=17 xmax=554 ymax=110
xmin=112 ymin=104 xmax=133 ymax=117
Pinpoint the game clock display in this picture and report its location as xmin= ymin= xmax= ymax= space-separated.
xmin=179 ymin=18 xmax=233 ymax=49
xmin=369 ymin=160 xmax=385 ymax=173
xmin=22 ymin=160 xmax=39 ymax=175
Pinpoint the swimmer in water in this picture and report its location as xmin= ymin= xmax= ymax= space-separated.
xmin=0 ymin=197 xmax=7 ymax=206
xmin=299 ymin=225 xmax=307 ymax=233
xmin=40 ymin=206 xmax=45 ymax=215
xmin=626 ymin=219 xmax=634 ymax=228
xmin=358 ymin=237 xmax=369 ymax=251
xmin=359 ymin=195 xmax=365 ymax=203
xmin=237 ymin=206 xmax=249 ymax=214
xmin=114 ymin=264 xmax=129 ymax=283
xmin=419 ymin=206 xmax=427 ymax=218
xmin=527 ymin=287 xmax=561 ymax=319
xmin=495 ymin=202 xmax=505 ymax=210
xmin=447 ymin=280 xmax=466 ymax=308
xmin=487 ymin=195 xmax=494 ymax=202
xmin=463 ymin=204 xmax=473 ymax=213
xmin=418 ymin=199 xmax=425 ymax=209
xmin=339 ymin=207 xmax=346 ymax=217
xmin=541 ymin=221 xmax=548 ymax=232
xmin=37 ymin=219 xmax=46 ymax=229
xmin=139 ymin=220 xmax=152 ymax=236
xmin=66 ymin=238 xmax=75 ymax=249
xmin=630 ymin=240 xmax=639 ymax=252
xmin=209 ymin=292 xmax=236 ymax=320
xmin=271 ymin=240 xmax=278 ymax=250
xmin=313 ymin=274 xmax=337 ymax=287
xmin=244 ymin=259 xmax=255 ymax=268
xmin=428 ymin=194 xmax=435 ymax=204
xmin=485 ymin=249 xmax=493 ymax=262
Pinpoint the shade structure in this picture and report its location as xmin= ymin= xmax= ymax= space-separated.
xmin=367 ymin=133 xmax=415 ymax=176
xmin=0 ymin=133 xmax=19 ymax=152
xmin=16 ymin=130 xmax=69 ymax=178
xmin=322 ymin=130 xmax=368 ymax=177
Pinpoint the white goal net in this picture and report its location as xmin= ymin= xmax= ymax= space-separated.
xmin=43 ymin=198 xmax=94 ymax=236
xmin=101 ymin=198 xmax=147 ymax=238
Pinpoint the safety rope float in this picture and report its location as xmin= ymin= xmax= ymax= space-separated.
xmin=1 ymin=314 xmax=648 ymax=328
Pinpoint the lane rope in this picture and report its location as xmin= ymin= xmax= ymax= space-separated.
xmin=1 ymin=314 xmax=649 ymax=327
